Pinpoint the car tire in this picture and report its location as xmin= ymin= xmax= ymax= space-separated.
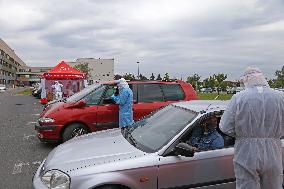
xmin=62 ymin=123 xmax=89 ymax=142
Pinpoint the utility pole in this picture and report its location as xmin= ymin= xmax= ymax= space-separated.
xmin=137 ymin=61 xmax=140 ymax=80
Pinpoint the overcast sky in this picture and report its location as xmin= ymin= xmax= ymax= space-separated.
xmin=1 ymin=0 xmax=284 ymax=80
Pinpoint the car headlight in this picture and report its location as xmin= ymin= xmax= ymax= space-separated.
xmin=41 ymin=170 xmax=70 ymax=189
xmin=39 ymin=117 xmax=55 ymax=123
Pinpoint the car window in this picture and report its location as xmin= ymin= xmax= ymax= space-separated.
xmin=137 ymin=84 xmax=163 ymax=102
xmin=83 ymin=85 xmax=106 ymax=105
xmin=180 ymin=113 xmax=235 ymax=152
xmin=130 ymin=84 xmax=137 ymax=102
xmin=66 ymin=84 xmax=101 ymax=102
xmin=101 ymin=85 xmax=117 ymax=104
xmin=130 ymin=105 xmax=197 ymax=152
xmin=104 ymin=86 xmax=117 ymax=99
xmin=161 ymin=84 xmax=185 ymax=101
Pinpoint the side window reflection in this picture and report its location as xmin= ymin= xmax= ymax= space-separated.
xmin=102 ymin=86 xmax=117 ymax=104
xmin=84 ymin=85 xmax=106 ymax=105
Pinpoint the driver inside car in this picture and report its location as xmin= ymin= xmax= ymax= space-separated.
xmin=188 ymin=116 xmax=224 ymax=151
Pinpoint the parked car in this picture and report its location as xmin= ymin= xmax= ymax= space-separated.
xmin=227 ymin=87 xmax=245 ymax=94
xmin=35 ymin=80 xmax=198 ymax=143
xmin=33 ymin=88 xmax=42 ymax=99
xmin=16 ymin=82 xmax=25 ymax=87
xmin=34 ymin=100 xmax=278 ymax=189
xmin=0 ymin=84 xmax=6 ymax=91
xmin=275 ymin=88 xmax=284 ymax=92
xmin=200 ymin=87 xmax=213 ymax=93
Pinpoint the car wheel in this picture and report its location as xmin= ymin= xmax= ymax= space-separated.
xmin=62 ymin=123 xmax=89 ymax=142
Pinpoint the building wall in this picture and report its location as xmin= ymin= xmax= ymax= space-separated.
xmin=0 ymin=38 xmax=26 ymax=84
xmin=16 ymin=66 xmax=52 ymax=85
xmin=67 ymin=58 xmax=114 ymax=82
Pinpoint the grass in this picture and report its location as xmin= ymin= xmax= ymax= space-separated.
xmin=197 ymin=92 xmax=233 ymax=100
xmin=16 ymin=88 xmax=32 ymax=96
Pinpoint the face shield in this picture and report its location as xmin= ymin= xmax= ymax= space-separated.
xmin=117 ymin=78 xmax=129 ymax=89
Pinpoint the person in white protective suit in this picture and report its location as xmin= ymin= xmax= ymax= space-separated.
xmin=220 ymin=66 xmax=284 ymax=189
xmin=52 ymin=81 xmax=63 ymax=100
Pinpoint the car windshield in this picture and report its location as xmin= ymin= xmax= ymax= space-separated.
xmin=65 ymin=84 xmax=101 ymax=102
xmin=129 ymin=105 xmax=197 ymax=153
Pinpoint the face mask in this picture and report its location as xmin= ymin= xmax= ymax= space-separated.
xmin=206 ymin=124 xmax=216 ymax=132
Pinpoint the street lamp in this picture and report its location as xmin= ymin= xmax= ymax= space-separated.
xmin=137 ymin=61 xmax=140 ymax=80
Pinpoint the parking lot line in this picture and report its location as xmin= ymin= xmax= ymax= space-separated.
xmin=26 ymin=122 xmax=37 ymax=125
xmin=23 ymin=134 xmax=37 ymax=141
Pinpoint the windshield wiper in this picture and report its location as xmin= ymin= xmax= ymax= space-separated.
xmin=125 ymin=131 xmax=137 ymax=147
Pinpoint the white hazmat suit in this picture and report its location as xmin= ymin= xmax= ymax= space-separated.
xmin=220 ymin=67 xmax=284 ymax=189
xmin=52 ymin=81 xmax=63 ymax=100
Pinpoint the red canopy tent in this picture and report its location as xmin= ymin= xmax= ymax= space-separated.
xmin=43 ymin=60 xmax=86 ymax=79
xmin=40 ymin=61 xmax=87 ymax=104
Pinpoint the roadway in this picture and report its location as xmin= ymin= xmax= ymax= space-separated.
xmin=0 ymin=88 xmax=56 ymax=188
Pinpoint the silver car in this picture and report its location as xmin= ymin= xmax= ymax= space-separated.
xmin=33 ymin=100 xmax=284 ymax=189
xmin=0 ymin=84 xmax=6 ymax=91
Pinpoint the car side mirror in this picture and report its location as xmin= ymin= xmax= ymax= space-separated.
xmin=174 ymin=142 xmax=195 ymax=157
xmin=73 ymin=100 xmax=86 ymax=108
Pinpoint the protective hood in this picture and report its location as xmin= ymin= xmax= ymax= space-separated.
xmin=241 ymin=66 xmax=269 ymax=88
xmin=117 ymin=78 xmax=129 ymax=89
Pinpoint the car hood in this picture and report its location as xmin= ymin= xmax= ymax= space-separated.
xmin=40 ymin=101 xmax=66 ymax=117
xmin=44 ymin=129 xmax=145 ymax=173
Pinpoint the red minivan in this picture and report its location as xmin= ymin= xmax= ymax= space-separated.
xmin=35 ymin=80 xmax=198 ymax=143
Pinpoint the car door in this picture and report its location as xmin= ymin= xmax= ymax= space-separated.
xmin=96 ymin=85 xmax=119 ymax=130
xmin=78 ymin=85 xmax=107 ymax=132
xmin=158 ymin=112 xmax=235 ymax=189
xmin=133 ymin=83 xmax=169 ymax=121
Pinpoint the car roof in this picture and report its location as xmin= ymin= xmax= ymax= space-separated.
xmin=128 ymin=80 xmax=180 ymax=84
xmin=173 ymin=100 xmax=229 ymax=113
xmin=100 ymin=80 xmax=184 ymax=85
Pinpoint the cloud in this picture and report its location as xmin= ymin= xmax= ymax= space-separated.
xmin=1 ymin=0 xmax=284 ymax=80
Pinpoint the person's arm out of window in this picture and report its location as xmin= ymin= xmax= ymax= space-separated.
xmin=219 ymin=96 xmax=237 ymax=137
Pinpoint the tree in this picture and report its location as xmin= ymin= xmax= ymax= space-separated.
xmin=114 ymin=74 xmax=122 ymax=80
xmin=275 ymin=66 xmax=284 ymax=87
xmin=208 ymin=76 xmax=217 ymax=89
xmin=268 ymin=78 xmax=282 ymax=88
xmin=150 ymin=73 xmax=155 ymax=80
xmin=122 ymin=73 xmax=136 ymax=81
xmin=163 ymin=73 xmax=170 ymax=81
xmin=156 ymin=74 xmax=162 ymax=80
xmin=186 ymin=74 xmax=201 ymax=90
xmin=214 ymin=73 xmax=227 ymax=94
xmin=74 ymin=63 xmax=92 ymax=78
xmin=139 ymin=74 xmax=148 ymax=80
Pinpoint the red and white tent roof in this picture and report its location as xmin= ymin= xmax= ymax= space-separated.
xmin=43 ymin=61 xmax=86 ymax=79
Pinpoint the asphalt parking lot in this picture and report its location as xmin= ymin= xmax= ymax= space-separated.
xmin=0 ymin=89 xmax=56 ymax=188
